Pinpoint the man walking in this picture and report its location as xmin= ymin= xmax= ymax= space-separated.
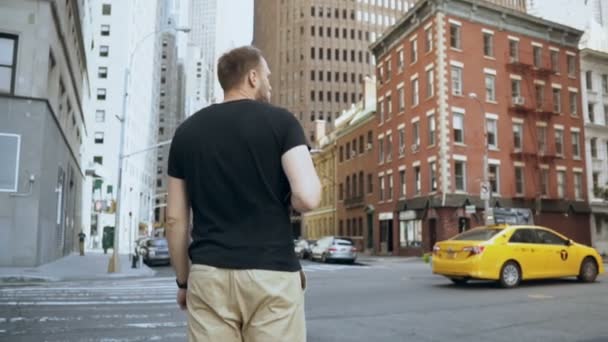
xmin=166 ymin=46 xmax=321 ymax=342
xmin=78 ymin=231 xmax=86 ymax=256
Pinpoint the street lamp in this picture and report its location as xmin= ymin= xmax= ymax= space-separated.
xmin=109 ymin=26 xmax=190 ymax=273
xmin=468 ymin=92 xmax=492 ymax=225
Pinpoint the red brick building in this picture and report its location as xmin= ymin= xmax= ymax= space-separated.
xmin=369 ymin=0 xmax=589 ymax=256
xmin=335 ymin=77 xmax=379 ymax=253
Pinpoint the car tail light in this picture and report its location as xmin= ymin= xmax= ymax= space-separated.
xmin=463 ymin=246 xmax=485 ymax=255
xmin=432 ymin=245 xmax=440 ymax=255
xmin=328 ymin=247 xmax=337 ymax=253
xmin=351 ymin=247 xmax=357 ymax=252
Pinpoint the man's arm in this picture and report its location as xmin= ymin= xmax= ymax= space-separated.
xmin=281 ymin=145 xmax=321 ymax=213
xmin=166 ymin=176 xmax=191 ymax=285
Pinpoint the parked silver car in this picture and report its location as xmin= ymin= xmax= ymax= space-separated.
xmin=311 ymin=236 xmax=357 ymax=263
xmin=139 ymin=238 xmax=170 ymax=266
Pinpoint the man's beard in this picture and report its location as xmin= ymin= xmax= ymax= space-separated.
xmin=255 ymin=87 xmax=270 ymax=103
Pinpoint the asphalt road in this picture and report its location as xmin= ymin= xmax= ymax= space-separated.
xmin=1 ymin=259 xmax=607 ymax=342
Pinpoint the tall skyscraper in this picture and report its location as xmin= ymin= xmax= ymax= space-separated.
xmin=0 ymin=0 xmax=88 ymax=266
xmin=154 ymin=0 xmax=187 ymax=227
xmin=253 ymin=0 xmax=413 ymax=144
xmin=81 ymin=0 xmax=162 ymax=254
xmin=185 ymin=0 xmax=219 ymax=114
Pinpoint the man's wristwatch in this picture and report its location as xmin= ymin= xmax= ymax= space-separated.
xmin=176 ymin=279 xmax=187 ymax=289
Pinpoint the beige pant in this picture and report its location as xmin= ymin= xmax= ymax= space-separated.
xmin=187 ymin=264 xmax=306 ymax=342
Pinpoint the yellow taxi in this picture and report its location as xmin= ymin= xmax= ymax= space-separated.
xmin=432 ymin=225 xmax=605 ymax=288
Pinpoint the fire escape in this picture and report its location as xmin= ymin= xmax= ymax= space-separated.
xmin=506 ymin=50 xmax=560 ymax=207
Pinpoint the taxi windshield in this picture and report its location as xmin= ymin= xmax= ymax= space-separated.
xmin=452 ymin=228 xmax=503 ymax=241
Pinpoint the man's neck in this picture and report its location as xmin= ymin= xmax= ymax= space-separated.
xmin=223 ymin=89 xmax=254 ymax=103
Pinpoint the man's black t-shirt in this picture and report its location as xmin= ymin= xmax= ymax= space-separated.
xmin=168 ymin=99 xmax=307 ymax=272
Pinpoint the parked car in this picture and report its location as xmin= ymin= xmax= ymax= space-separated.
xmin=311 ymin=236 xmax=357 ymax=263
xmin=139 ymin=238 xmax=171 ymax=266
xmin=432 ymin=224 xmax=605 ymax=288
xmin=294 ymin=239 xmax=316 ymax=259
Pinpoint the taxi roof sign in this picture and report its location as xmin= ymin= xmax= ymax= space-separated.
xmin=492 ymin=208 xmax=534 ymax=225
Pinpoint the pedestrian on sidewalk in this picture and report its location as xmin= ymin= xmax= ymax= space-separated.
xmin=78 ymin=231 xmax=86 ymax=256
xmin=166 ymin=45 xmax=321 ymax=342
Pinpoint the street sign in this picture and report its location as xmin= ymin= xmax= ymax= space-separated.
xmin=465 ymin=205 xmax=476 ymax=214
xmin=480 ymin=182 xmax=490 ymax=200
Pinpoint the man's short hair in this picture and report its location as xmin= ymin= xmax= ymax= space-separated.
xmin=217 ymin=46 xmax=263 ymax=92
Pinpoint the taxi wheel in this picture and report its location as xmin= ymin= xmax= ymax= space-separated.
xmin=499 ymin=261 xmax=521 ymax=289
xmin=578 ymin=257 xmax=598 ymax=283
xmin=450 ymin=278 xmax=469 ymax=286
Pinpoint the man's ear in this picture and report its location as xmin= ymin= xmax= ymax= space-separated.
xmin=247 ymin=69 xmax=258 ymax=88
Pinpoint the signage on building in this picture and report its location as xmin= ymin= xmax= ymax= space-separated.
xmin=399 ymin=210 xmax=417 ymax=220
xmin=480 ymin=182 xmax=491 ymax=200
xmin=379 ymin=212 xmax=394 ymax=220
xmin=465 ymin=205 xmax=476 ymax=214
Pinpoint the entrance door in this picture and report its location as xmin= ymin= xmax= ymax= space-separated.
xmin=386 ymin=220 xmax=394 ymax=253
xmin=428 ymin=219 xmax=437 ymax=251
xmin=366 ymin=213 xmax=374 ymax=250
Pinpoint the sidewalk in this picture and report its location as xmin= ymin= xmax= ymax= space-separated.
xmin=0 ymin=250 xmax=156 ymax=284
xmin=357 ymin=255 xmax=421 ymax=264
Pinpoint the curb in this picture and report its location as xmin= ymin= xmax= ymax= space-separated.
xmin=0 ymin=269 xmax=157 ymax=285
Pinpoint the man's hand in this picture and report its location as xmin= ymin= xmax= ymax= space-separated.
xmin=177 ymin=288 xmax=187 ymax=310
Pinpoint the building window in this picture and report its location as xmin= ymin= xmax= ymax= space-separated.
xmin=311 ymin=6 xmax=315 ymax=16
xmin=535 ymin=84 xmax=544 ymax=110
xmin=94 ymin=132 xmax=104 ymax=144
xmin=95 ymin=110 xmax=105 ymax=123
xmin=540 ymin=169 xmax=549 ymax=196
xmin=378 ymin=137 xmax=384 ymax=163
xmin=571 ymin=131 xmax=580 ymax=158
xmin=593 ymin=172 xmax=600 ymax=197
xmin=100 ymin=45 xmax=109 ymax=57
xmin=359 ymin=136 xmax=364 ymax=154
xmin=485 ymin=74 xmax=495 ymax=102
xmin=413 ymin=121 xmax=420 ymax=147
xmin=414 ymin=166 xmax=421 ymax=194
xmin=398 ymin=127 xmax=405 ymax=156
xmin=537 ymin=126 xmax=546 ymax=154
xmin=533 ymin=46 xmax=542 ymax=68
xmin=586 ymin=70 xmax=593 ymax=90
xmin=398 ymin=87 xmax=405 ymax=112
xmin=310 ymin=47 xmax=315 ymax=59
xmin=557 ymin=171 xmax=566 ymax=198
xmin=410 ymin=39 xmax=417 ymax=64
xmin=509 ymin=39 xmax=519 ymax=62
xmin=102 ymin=3 xmax=111 ymax=15
xmin=550 ymin=50 xmax=559 ymax=73
xmin=386 ymin=59 xmax=392 ymax=80
xmin=567 ymin=55 xmax=576 ymax=77
xmin=0 ymin=134 xmax=20 ymax=192
xmin=411 ymin=78 xmax=419 ymax=106
xmin=489 ymin=164 xmax=500 ymax=193
xmin=552 ymin=87 xmax=561 ymax=113
xmin=429 ymin=161 xmax=437 ymax=192
xmin=566 ymin=91 xmax=578 ymax=116
xmin=455 ymin=161 xmax=466 ymax=192
xmin=425 ymin=27 xmax=432 ymax=52
xmin=98 ymin=66 xmax=108 ymax=78
xmin=398 ymin=50 xmax=404 ymax=71
xmin=574 ymin=172 xmax=583 ymax=200
xmin=368 ymin=174 xmax=373 ymax=194
xmin=450 ymin=23 xmax=461 ymax=49
xmin=386 ymin=95 xmax=392 ymax=120
xmin=486 ymin=118 xmax=498 ymax=149
xmin=428 ymin=113 xmax=436 ymax=146
xmin=602 ymin=74 xmax=608 ymax=94
xmin=0 ymin=34 xmax=18 ymax=94
xmin=101 ymin=25 xmax=110 ymax=36
xmin=399 ymin=170 xmax=406 ymax=198
xmin=513 ymin=123 xmax=523 ymax=151
xmin=426 ymin=68 xmax=434 ymax=98
xmin=451 ymin=65 xmax=462 ymax=96
xmin=588 ymin=102 xmax=595 ymax=123
xmin=379 ymin=175 xmax=385 ymax=201
xmin=97 ymin=88 xmax=107 ymax=100
xmin=554 ymin=129 xmax=564 ymax=156
xmin=511 ymin=79 xmax=521 ymax=99
xmin=93 ymin=156 xmax=103 ymax=165
xmin=339 ymin=183 xmax=344 ymax=200
xmin=386 ymin=133 xmax=393 ymax=161
xmin=387 ymin=174 xmax=393 ymax=201
xmin=400 ymin=220 xmax=422 ymax=248
xmin=514 ymin=166 xmax=524 ymax=196
xmin=453 ymin=112 xmax=464 ymax=143
xmin=483 ymin=32 xmax=494 ymax=57
xmin=590 ymin=137 xmax=598 ymax=159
